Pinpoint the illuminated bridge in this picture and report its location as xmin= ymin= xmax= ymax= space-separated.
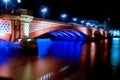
xmin=0 ymin=15 xmax=110 ymax=56
xmin=0 ymin=15 xmax=109 ymax=42
xmin=29 ymin=19 xmax=108 ymax=41
xmin=109 ymin=30 xmax=120 ymax=37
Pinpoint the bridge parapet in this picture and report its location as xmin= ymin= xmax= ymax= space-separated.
xmin=0 ymin=19 xmax=11 ymax=40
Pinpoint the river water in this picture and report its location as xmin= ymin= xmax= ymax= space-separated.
xmin=0 ymin=38 xmax=120 ymax=80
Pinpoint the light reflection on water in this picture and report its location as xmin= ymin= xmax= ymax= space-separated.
xmin=89 ymin=42 xmax=97 ymax=71
xmin=111 ymin=38 xmax=120 ymax=75
xmin=46 ymin=39 xmax=114 ymax=80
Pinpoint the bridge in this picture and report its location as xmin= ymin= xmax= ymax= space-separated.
xmin=29 ymin=19 xmax=108 ymax=41
xmin=0 ymin=14 xmax=109 ymax=42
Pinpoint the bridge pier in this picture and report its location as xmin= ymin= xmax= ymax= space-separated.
xmin=73 ymin=26 xmax=95 ymax=40
xmin=103 ymin=31 xmax=109 ymax=38
xmin=19 ymin=15 xmax=33 ymax=38
xmin=91 ymin=28 xmax=97 ymax=39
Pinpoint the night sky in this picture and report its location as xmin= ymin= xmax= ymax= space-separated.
xmin=0 ymin=0 xmax=120 ymax=27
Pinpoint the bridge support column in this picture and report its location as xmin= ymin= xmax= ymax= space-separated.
xmin=19 ymin=15 xmax=33 ymax=38
xmin=90 ymin=28 xmax=96 ymax=39
xmin=104 ymin=31 xmax=108 ymax=38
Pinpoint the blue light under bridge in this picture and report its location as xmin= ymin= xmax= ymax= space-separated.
xmin=35 ymin=30 xmax=88 ymax=57
xmin=38 ymin=29 xmax=88 ymax=41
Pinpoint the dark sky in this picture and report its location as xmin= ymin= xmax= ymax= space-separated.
xmin=0 ymin=0 xmax=120 ymax=26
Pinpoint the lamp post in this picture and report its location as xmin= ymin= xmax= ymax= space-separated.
xmin=3 ymin=0 xmax=10 ymax=13
xmin=60 ymin=13 xmax=67 ymax=21
xmin=41 ymin=7 xmax=48 ymax=18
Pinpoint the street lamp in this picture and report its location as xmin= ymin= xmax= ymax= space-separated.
xmin=17 ymin=0 xmax=21 ymax=9
xmin=80 ymin=20 xmax=85 ymax=24
xmin=60 ymin=13 xmax=67 ymax=21
xmin=86 ymin=22 xmax=91 ymax=27
xmin=72 ymin=17 xmax=78 ymax=22
xmin=17 ymin=0 xmax=21 ymax=3
xmin=41 ymin=7 xmax=48 ymax=18
xmin=3 ymin=0 xmax=10 ymax=13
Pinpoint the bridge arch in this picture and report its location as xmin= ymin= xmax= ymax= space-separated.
xmin=45 ymin=29 xmax=88 ymax=41
xmin=30 ymin=25 xmax=73 ymax=38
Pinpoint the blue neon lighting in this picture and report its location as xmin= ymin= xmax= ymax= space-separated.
xmin=36 ymin=38 xmax=52 ymax=57
xmin=48 ymin=30 xmax=88 ymax=41
xmin=0 ymin=39 xmax=21 ymax=56
xmin=49 ymin=41 xmax=84 ymax=63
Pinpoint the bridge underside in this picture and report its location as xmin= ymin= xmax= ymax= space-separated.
xmin=36 ymin=29 xmax=88 ymax=41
